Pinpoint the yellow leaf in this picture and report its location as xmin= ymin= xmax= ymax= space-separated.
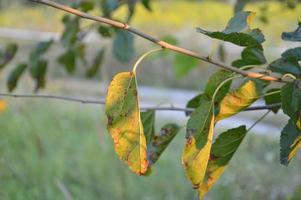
xmin=105 ymin=72 xmax=148 ymax=175
xmin=0 ymin=100 xmax=7 ymax=112
xmin=216 ymin=80 xmax=260 ymax=121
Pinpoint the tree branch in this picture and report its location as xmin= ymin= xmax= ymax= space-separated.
xmin=30 ymin=0 xmax=284 ymax=83
xmin=0 ymin=92 xmax=281 ymax=112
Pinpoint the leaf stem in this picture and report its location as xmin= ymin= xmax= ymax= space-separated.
xmin=132 ymin=48 xmax=162 ymax=73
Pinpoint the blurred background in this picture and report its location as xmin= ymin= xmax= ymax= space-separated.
xmin=0 ymin=0 xmax=301 ymax=199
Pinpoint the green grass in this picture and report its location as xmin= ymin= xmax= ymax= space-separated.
xmin=1 ymin=100 xmax=301 ymax=199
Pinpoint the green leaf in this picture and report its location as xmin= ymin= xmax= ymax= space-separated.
xmin=268 ymin=47 xmax=301 ymax=76
xmin=204 ymin=70 xmax=232 ymax=103
xmin=86 ymin=48 xmax=105 ymax=78
xmin=282 ymin=21 xmax=301 ymax=42
xmin=232 ymin=47 xmax=266 ymax=68
xmin=58 ymin=49 xmax=76 ymax=73
xmin=148 ymin=123 xmax=179 ymax=165
xmin=173 ymin=54 xmax=199 ymax=77
xmin=280 ymin=119 xmax=301 ymax=165
xmin=141 ymin=0 xmax=151 ymax=11
xmin=30 ymin=40 xmax=53 ymax=61
xmin=30 ymin=59 xmax=48 ymax=91
xmin=7 ymin=63 xmax=27 ymax=92
xmin=77 ymin=1 xmax=94 ymax=12
xmin=98 ymin=25 xmax=113 ymax=38
xmin=199 ymin=126 xmax=247 ymax=197
xmin=216 ymin=80 xmax=263 ymax=121
xmin=113 ymin=30 xmax=135 ymax=63
xmin=105 ymin=72 xmax=148 ymax=175
xmin=281 ymin=81 xmax=301 ymax=120
xmin=182 ymin=98 xmax=214 ymax=189
xmin=186 ymin=70 xmax=232 ymax=115
xmin=141 ymin=110 xmax=155 ymax=144
xmin=264 ymin=89 xmax=281 ymax=113
xmin=61 ymin=15 xmax=80 ymax=47
xmin=0 ymin=43 xmax=18 ymax=70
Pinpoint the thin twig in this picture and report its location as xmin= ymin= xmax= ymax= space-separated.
xmin=247 ymin=110 xmax=271 ymax=132
xmin=0 ymin=92 xmax=281 ymax=112
xmin=29 ymin=0 xmax=284 ymax=83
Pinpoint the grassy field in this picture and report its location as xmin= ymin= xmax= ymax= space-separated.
xmin=0 ymin=100 xmax=301 ymax=200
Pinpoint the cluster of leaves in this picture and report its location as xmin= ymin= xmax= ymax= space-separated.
xmin=1 ymin=0 xmax=152 ymax=92
xmin=104 ymin=12 xmax=301 ymax=199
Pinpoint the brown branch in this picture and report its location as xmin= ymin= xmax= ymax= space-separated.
xmin=0 ymin=92 xmax=281 ymax=112
xmin=30 ymin=0 xmax=284 ymax=83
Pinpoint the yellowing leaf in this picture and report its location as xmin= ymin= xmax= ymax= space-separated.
xmin=105 ymin=72 xmax=148 ymax=175
xmin=182 ymin=98 xmax=214 ymax=189
xmin=216 ymin=80 xmax=261 ymax=121
xmin=0 ymin=100 xmax=6 ymax=112
xmin=199 ymin=126 xmax=247 ymax=198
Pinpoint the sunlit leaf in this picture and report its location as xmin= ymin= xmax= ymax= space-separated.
xmin=105 ymin=72 xmax=148 ymax=175
xmin=182 ymin=98 xmax=214 ymax=189
xmin=282 ymin=21 xmax=301 ymax=42
xmin=141 ymin=110 xmax=155 ymax=144
xmin=113 ymin=30 xmax=135 ymax=63
xmin=86 ymin=48 xmax=105 ymax=78
xmin=264 ymin=89 xmax=281 ymax=113
xmin=0 ymin=43 xmax=18 ymax=70
xmin=280 ymin=119 xmax=301 ymax=165
xmin=216 ymin=80 xmax=263 ymax=121
xmin=7 ymin=63 xmax=27 ymax=92
xmin=199 ymin=126 xmax=247 ymax=197
xmin=0 ymin=100 xmax=6 ymax=112
xmin=148 ymin=123 xmax=179 ymax=165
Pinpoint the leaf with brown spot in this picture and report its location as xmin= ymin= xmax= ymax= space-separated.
xmin=216 ymin=80 xmax=263 ymax=121
xmin=199 ymin=126 xmax=247 ymax=198
xmin=182 ymin=98 xmax=215 ymax=189
xmin=105 ymin=72 xmax=148 ymax=175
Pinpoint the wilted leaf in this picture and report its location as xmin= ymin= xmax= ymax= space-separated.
xmin=282 ymin=21 xmax=301 ymax=42
xmin=173 ymin=54 xmax=199 ymax=77
xmin=105 ymin=72 xmax=148 ymax=175
xmin=30 ymin=59 xmax=48 ymax=91
xmin=0 ymin=100 xmax=6 ymax=112
xmin=58 ymin=49 xmax=76 ymax=73
xmin=264 ymin=89 xmax=281 ymax=113
xmin=281 ymin=81 xmax=301 ymax=120
xmin=216 ymin=80 xmax=263 ymax=121
xmin=86 ymin=48 xmax=105 ymax=78
xmin=0 ymin=43 xmax=18 ymax=70
xmin=268 ymin=47 xmax=301 ymax=76
xmin=7 ymin=63 xmax=27 ymax=92
xmin=113 ymin=30 xmax=135 ymax=63
xmin=148 ymin=123 xmax=179 ymax=165
xmin=199 ymin=126 xmax=247 ymax=197
xmin=280 ymin=119 xmax=301 ymax=165
xmin=182 ymin=98 xmax=214 ymax=189
xmin=141 ymin=110 xmax=155 ymax=144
